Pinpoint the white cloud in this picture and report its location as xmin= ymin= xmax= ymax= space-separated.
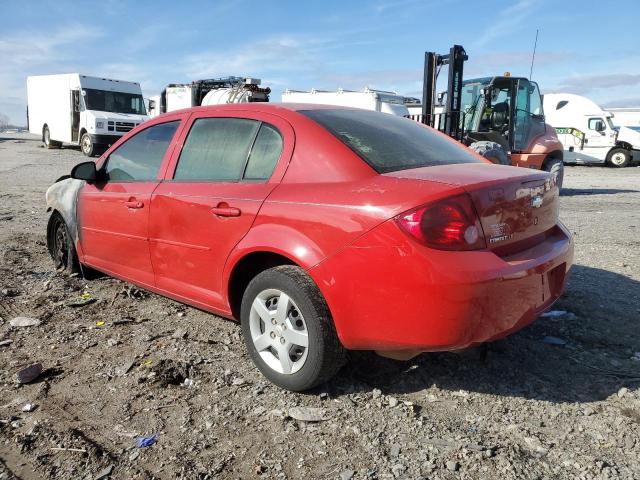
xmin=473 ymin=0 xmax=537 ymax=48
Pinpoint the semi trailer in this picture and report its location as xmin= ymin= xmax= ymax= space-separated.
xmin=282 ymin=87 xmax=410 ymax=116
xmin=27 ymin=74 xmax=148 ymax=156
xmin=149 ymin=77 xmax=270 ymax=117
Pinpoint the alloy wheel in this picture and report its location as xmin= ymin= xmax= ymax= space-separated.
xmin=52 ymin=219 xmax=68 ymax=270
xmin=249 ymin=288 xmax=309 ymax=375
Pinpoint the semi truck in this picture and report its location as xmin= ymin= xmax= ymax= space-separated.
xmin=543 ymin=93 xmax=640 ymax=167
xmin=149 ymin=77 xmax=270 ymax=117
xmin=281 ymin=87 xmax=410 ymax=116
xmin=27 ymin=74 xmax=148 ymax=156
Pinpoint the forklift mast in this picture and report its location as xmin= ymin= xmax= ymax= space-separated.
xmin=421 ymin=45 xmax=468 ymax=140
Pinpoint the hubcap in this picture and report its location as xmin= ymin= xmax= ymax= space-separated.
xmin=612 ymin=153 xmax=625 ymax=165
xmin=82 ymin=135 xmax=91 ymax=153
xmin=249 ymin=289 xmax=309 ymax=375
xmin=44 ymin=129 xmax=50 ymax=145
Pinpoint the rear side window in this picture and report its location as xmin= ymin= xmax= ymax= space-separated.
xmin=301 ymin=109 xmax=483 ymax=173
xmin=244 ymin=124 xmax=282 ymax=180
xmin=174 ymin=117 xmax=282 ymax=181
xmin=105 ymin=121 xmax=179 ymax=181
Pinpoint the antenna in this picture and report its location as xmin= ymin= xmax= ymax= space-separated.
xmin=529 ymin=29 xmax=539 ymax=80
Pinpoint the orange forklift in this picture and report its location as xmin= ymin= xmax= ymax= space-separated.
xmin=415 ymin=45 xmax=565 ymax=187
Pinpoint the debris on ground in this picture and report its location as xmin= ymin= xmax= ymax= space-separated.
xmin=16 ymin=363 xmax=43 ymax=383
xmin=542 ymin=335 xmax=568 ymax=346
xmin=135 ymin=435 xmax=158 ymax=448
xmin=9 ymin=316 xmax=41 ymax=327
xmin=21 ymin=403 xmax=37 ymax=412
xmin=288 ymin=406 xmax=330 ymax=422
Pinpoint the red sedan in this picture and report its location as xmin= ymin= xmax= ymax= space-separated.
xmin=46 ymin=104 xmax=573 ymax=391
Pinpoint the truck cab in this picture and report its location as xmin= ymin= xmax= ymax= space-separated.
xmin=459 ymin=76 xmax=563 ymax=173
xmin=543 ymin=93 xmax=639 ymax=167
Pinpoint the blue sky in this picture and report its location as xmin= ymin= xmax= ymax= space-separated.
xmin=1 ymin=0 xmax=639 ymax=125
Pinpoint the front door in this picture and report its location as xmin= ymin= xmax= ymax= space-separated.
xmin=149 ymin=112 xmax=293 ymax=312
xmin=77 ymin=119 xmax=182 ymax=286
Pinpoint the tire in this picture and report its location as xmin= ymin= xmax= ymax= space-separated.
xmin=240 ymin=265 xmax=346 ymax=391
xmin=46 ymin=212 xmax=80 ymax=274
xmin=544 ymin=157 xmax=564 ymax=189
xmin=43 ymin=126 xmax=61 ymax=149
xmin=80 ymin=132 xmax=95 ymax=157
xmin=606 ymin=148 xmax=630 ymax=168
xmin=468 ymin=141 xmax=510 ymax=165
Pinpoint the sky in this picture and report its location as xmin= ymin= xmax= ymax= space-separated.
xmin=1 ymin=0 xmax=639 ymax=125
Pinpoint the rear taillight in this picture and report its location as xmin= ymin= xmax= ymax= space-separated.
xmin=395 ymin=193 xmax=486 ymax=251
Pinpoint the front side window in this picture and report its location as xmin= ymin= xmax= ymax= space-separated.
xmin=301 ymin=109 xmax=482 ymax=173
xmin=104 ymin=121 xmax=179 ymax=182
xmin=174 ymin=118 xmax=282 ymax=181
xmin=83 ymin=88 xmax=147 ymax=115
xmin=588 ymin=118 xmax=605 ymax=131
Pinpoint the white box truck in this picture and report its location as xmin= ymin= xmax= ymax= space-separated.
xmin=27 ymin=74 xmax=149 ymax=156
xmin=281 ymin=87 xmax=410 ymax=116
xmin=543 ymin=93 xmax=640 ymax=167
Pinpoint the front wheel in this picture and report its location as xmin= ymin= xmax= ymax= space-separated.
xmin=80 ymin=133 xmax=95 ymax=157
xmin=544 ymin=158 xmax=564 ymax=189
xmin=468 ymin=141 xmax=510 ymax=165
xmin=46 ymin=212 xmax=80 ymax=274
xmin=606 ymin=148 xmax=630 ymax=168
xmin=240 ymin=266 xmax=346 ymax=391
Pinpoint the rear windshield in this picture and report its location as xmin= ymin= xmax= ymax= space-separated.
xmin=301 ymin=109 xmax=482 ymax=173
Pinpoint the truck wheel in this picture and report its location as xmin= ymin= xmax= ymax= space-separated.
xmin=240 ymin=265 xmax=346 ymax=391
xmin=606 ymin=148 xmax=630 ymax=168
xmin=80 ymin=133 xmax=95 ymax=157
xmin=468 ymin=141 xmax=510 ymax=165
xmin=43 ymin=126 xmax=61 ymax=149
xmin=544 ymin=158 xmax=564 ymax=189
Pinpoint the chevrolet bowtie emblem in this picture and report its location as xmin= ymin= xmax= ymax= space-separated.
xmin=531 ymin=195 xmax=543 ymax=208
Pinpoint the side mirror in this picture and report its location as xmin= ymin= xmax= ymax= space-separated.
xmin=71 ymin=161 xmax=98 ymax=183
xmin=595 ymin=121 xmax=605 ymax=132
xmin=148 ymin=99 xmax=156 ymax=110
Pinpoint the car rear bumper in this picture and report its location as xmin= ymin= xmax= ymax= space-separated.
xmin=308 ymin=219 xmax=573 ymax=352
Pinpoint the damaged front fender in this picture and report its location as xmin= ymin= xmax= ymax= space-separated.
xmin=45 ymin=178 xmax=85 ymax=243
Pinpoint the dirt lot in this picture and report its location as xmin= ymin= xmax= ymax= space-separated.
xmin=0 ymin=132 xmax=639 ymax=480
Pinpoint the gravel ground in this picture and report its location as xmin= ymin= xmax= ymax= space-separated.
xmin=0 ymin=132 xmax=639 ymax=480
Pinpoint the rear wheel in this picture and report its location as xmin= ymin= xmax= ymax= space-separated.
xmin=46 ymin=212 xmax=79 ymax=274
xmin=43 ymin=126 xmax=61 ymax=149
xmin=606 ymin=148 xmax=630 ymax=168
xmin=468 ymin=141 xmax=510 ymax=165
xmin=240 ymin=265 xmax=346 ymax=391
xmin=544 ymin=157 xmax=564 ymax=189
xmin=80 ymin=132 xmax=95 ymax=157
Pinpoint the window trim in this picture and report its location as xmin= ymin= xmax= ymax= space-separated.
xmin=101 ymin=119 xmax=181 ymax=184
xmin=169 ymin=116 xmax=283 ymax=184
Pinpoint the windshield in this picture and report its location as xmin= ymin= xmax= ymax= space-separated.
xmin=83 ymin=88 xmax=146 ymax=115
xmin=460 ymin=79 xmax=490 ymax=130
xmin=301 ymin=109 xmax=483 ymax=173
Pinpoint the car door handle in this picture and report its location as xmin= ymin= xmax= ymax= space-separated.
xmin=124 ymin=199 xmax=144 ymax=209
xmin=211 ymin=205 xmax=241 ymax=217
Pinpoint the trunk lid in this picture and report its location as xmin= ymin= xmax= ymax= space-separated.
xmin=385 ymin=164 xmax=560 ymax=253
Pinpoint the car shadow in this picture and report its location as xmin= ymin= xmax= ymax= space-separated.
xmin=328 ymin=264 xmax=640 ymax=404
xmin=561 ymin=188 xmax=639 ymax=196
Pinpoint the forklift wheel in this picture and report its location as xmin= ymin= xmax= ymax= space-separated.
xmin=468 ymin=141 xmax=510 ymax=166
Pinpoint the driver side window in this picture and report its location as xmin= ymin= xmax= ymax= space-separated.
xmin=104 ymin=121 xmax=179 ymax=182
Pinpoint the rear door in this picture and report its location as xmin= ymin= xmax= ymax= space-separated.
xmin=78 ymin=116 xmax=184 ymax=286
xmin=149 ymin=110 xmax=294 ymax=311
